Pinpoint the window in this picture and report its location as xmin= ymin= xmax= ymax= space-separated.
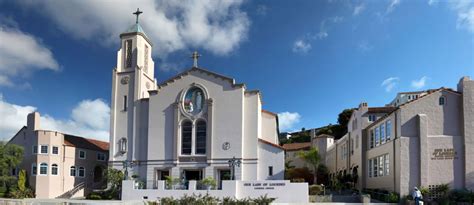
xmin=97 ymin=153 xmax=106 ymax=161
xmin=125 ymin=39 xmax=132 ymax=68
xmin=368 ymin=115 xmax=376 ymax=122
xmin=40 ymin=163 xmax=48 ymax=175
xmin=375 ymin=127 xmax=380 ymax=146
xmin=119 ymin=138 xmax=127 ymax=154
xmin=408 ymin=95 xmax=411 ymax=100
xmin=79 ymin=150 xmax=86 ymax=159
xmin=51 ymin=164 xmax=58 ymax=175
xmin=369 ymin=130 xmax=374 ymax=149
xmin=195 ymin=120 xmax=207 ymax=154
xmin=40 ymin=145 xmax=48 ymax=154
xmin=368 ymin=159 xmax=373 ymax=178
xmin=439 ymin=96 xmax=445 ymax=105
xmin=123 ymin=95 xmax=128 ymax=111
xmin=351 ymin=139 xmax=354 ymax=155
xmin=78 ymin=167 xmax=85 ymax=177
xmin=373 ymin=158 xmax=378 ymax=177
xmin=52 ymin=146 xmax=59 ymax=155
xmin=386 ymin=120 xmax=392 ymax=140
xmin=356 ymin=135 xmax=359 ymax=149
xmin=70 ymin=166 xmax=76 ymax=176
xmin=380 ymin=124 xmax=386 ymax=144
xmin=268 ymin=166 xmax=273 ymax=176
xmin=384 ymin=154 xmax=390 ymax=176
xmin=378 ymin=156 xmax=384 ymax=177
xmin=181 ymin=121 xmax=192 ymax=155
xmin=144 ymin=45 xmax=149 ymax=73
xmin=33 ymin=145 xmax=38 ymax=154
xmin=11 ymin=167 xmax=18 ymax=176
xmin=32 ymin=164 xmax=37 ymax=176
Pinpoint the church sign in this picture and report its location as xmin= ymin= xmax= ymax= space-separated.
xmin=431 ymin=148 xmax=457 ymax=160
xmin=243 ymin=182 xmax=287 ymax=190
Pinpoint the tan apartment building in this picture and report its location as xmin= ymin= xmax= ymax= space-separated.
xmin=321 ymin=76 xmax=474 ymax=196
xmin=8 ymin=112 xmax=109 ymax=199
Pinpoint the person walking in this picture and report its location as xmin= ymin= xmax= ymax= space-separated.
xmin=412 ymin=187 xmax=423 ymax=205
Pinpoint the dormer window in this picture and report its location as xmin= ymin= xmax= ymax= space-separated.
xmin=119 ymin=138 xmax=127 ymax=154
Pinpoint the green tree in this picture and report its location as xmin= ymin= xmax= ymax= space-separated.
xmin=298 ymin=147 xmax=321 ymax=184
xmin=105 ymin=168 xmax=124 ymax=199
xmin=0 ymin=143 xmax=24 ymax=188
xmin=9 ymin=169 xmax=34 ymax=199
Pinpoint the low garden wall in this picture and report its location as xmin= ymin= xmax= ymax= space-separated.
xmin=121 ymin=180 xmax=309 ymax=203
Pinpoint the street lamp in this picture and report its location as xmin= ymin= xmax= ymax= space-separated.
xmin=321 ymin=184 xmax=326 ymax=195
xmin=228 ymin=157 xmax=241 ymax=180
xmin=122 ymin=160 xmax=136 ymax=180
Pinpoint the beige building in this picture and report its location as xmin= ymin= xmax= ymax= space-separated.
xmin=8 ymin=112 xmax=109 ymax=199
xmin=321 ymin=76 xmax=473 ymax=196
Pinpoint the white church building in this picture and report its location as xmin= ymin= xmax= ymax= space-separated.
xmin=108 ymin=11 xmax=286 ymax=190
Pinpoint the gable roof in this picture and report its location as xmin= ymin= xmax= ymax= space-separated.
xmin=282 ymin=142 xmax=311 ymax=151
xmin=365 ymin=87 xmax=460 ymax=130
xmin=367 ymin=106 xmax=397 ymax=114
xmin=64 ymin=134 xmax=109 ymax=152
xmin=156 ymin=67 xmax=246 ymax=89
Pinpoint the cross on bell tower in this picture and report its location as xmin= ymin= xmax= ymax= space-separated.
xmin=191 ymin=51 xmax=201 ymax=68
xmin=133 ymin=8 xmax=143 ymax=24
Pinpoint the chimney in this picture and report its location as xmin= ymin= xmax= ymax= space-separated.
xmin=27 ymin=112 xmax=41 ymax=131
xmin=359 ymin=102 xmax=368 ymax=109
xmin=457 ymin=76 xmax=472 ymax=93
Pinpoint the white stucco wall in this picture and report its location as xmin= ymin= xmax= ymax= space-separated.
xmin=257 ymin=141 xmax=284 ymax=180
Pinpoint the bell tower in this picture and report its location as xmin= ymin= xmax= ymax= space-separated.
xmin=110 ymin=8 xmax=156 ymax=165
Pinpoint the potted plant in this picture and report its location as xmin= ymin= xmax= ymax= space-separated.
xmin=200 ymin=177 xmax=217 ymax=191
xmin=165 ymin=176 xmax=181 ymax=190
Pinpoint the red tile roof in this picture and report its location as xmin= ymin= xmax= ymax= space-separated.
xmin=258 ymin=138 xmax=285 ymax=150
xmin=282 ymin=142 xmax=311 ymax=151
xmin=64 ymin=134 xmax=109 ymax=152
xmin=367 ymin=106 xmax=397 ymax=114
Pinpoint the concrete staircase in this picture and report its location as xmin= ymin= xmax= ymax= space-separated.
xmin=56 ymin=182 xmax=85 ymax=199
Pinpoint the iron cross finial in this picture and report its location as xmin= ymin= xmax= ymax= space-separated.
xmin=191 ymin=51 xmax=201 ymax=68
xmin=133 ymin=8 xmax=143 ymax=24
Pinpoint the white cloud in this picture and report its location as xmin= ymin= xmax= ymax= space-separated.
xmin=278 ymin=112 xmax=301 ymax=132
xmin=256 ymin=5 xmax=268 ymax=16
xmin=387 ymin=0 xmax=401 ymax=14
xmin=0 ymin=96 xmax=110 ymax=142
xmin=381 ymin=77 xmax=399 ymax=92
xmin=0 ymin=25 xmax=59 ymax=87
xmin=292 ymin=39 xmax=312 ymax=53
xmin=451 ymin=1 xmax=474 ymax=33
xmin=428 ymin=0 xmax=438 ymax=6
xmin=16 ymin=0 xmax=250 ymax=60
xmin=353 ymin=4 xmax=366 ymax=16
xmin=411 ymin=76 xmax=429 ymax=89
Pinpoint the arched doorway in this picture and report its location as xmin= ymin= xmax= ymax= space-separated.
xmin=94 ymin=166 xmax=104 ymax=182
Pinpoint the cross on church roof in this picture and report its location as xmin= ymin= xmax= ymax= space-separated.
xmin=133 ymin=8 xmax=143 ymax=24
xmin=191 ymin=51 xmax=201 ymax=68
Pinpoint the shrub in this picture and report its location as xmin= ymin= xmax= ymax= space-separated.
xmin=253 ymin=194 xmax=275 ymax=205
xmin=291 ymin=178 xmax=305 ymax=183
xmin=449 ymin=189 xmax=472 ymax=202
xmin=309 ymin=185 xmax=323 ymax=195
xmin=200 ymin=177 xmax=217 ymax=189
xmin=387 ymin=192 xmax=399 ymax=203
xmin=87 ymin=193 xmax=102 ymax=200
xmin=286 ymin=167 xmax=314 ymax=184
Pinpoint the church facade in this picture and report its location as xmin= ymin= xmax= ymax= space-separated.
xmin=109 ymin=20 xmax=284 ymax=188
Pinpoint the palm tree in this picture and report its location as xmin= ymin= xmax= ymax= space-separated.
xmin=298 ymin=147 xmax=321 ymax=184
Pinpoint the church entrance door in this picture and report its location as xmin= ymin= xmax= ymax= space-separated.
xmin=184 ymin=170 xmax=202 ymax=181
xmin=218 ymin=169 xmax=231 ymax=189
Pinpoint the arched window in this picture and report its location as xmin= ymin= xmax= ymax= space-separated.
xmin=439 ymin=96 xmax=446 ymax=105
xmin=78 ymin=167 xmax=85 ymax=177
xmin=40 ymin=163 xmax=48 ymax=175
xmin=51 ymin=164 xmax=58 ymax=175
xmin=119 ymin=138 xmax=127 ymax=154
xmin=70 ymin=166 xmax=76 ymax=176
xmin=181 ymin=121 xmax=192 ymax=155
xmin=195 ymin=120 xmax=207 ymax=154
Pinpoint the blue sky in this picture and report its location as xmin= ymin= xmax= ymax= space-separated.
xmin=0 ymin=0 xmax=473 ymax=141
